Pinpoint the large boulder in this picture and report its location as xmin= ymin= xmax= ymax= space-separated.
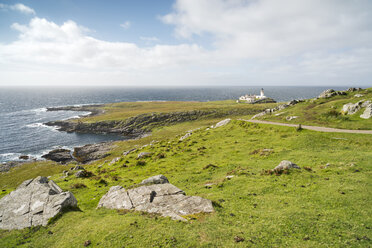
xmin=0 ymin=176 xmax=77 ymax=230
xmin=360 ymin=104 xmax=372 ymax=119
xmin=318 ymin=89 xmax=336 ymax=98
xmin=41 ymin=148 xmax=73 ymax=164
xmin=274 ymin=160 xmax=301 ymax=170
xmin=97 ymin=175 xmax=214 ymax=221
xmin=73 ymin=142 xmax=113 ymax=163
xmin=342 ymin=101 xmax=363 ymax=115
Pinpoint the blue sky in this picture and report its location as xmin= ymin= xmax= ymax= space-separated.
xmin=0 ymin=0 xmax=371 ymax=86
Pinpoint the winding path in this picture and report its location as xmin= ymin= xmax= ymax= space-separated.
xmin=242 ymin=119 xmax=372 ymax=134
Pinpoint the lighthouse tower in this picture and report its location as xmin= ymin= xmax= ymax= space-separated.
xmin=260 ymin=88 xmax=264 ymax=97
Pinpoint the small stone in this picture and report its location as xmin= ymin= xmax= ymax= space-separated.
xmin=84 ymin=240 xmax=91 ymax=247
xmin=234 ymin=236 xmax=245 ymax=242
xmin=274 ymin=160 xmax=301 ymax=170
xmin=225 ymin=175 xmax=234 ymax=180
xmin=137 ymin=152 xmax=152 ymax=159
xmin=140 ymin=175 xmax=169 ymax=185
xmin=204 ymin=183 xmax=215 ymax=189
xmin=19 ymin=155 xmax=29 ymax=160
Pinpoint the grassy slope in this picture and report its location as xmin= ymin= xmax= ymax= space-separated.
xmin=81 ymin=100 xmax=277 ymax=123
xmin=257 ymin=88 xmax=372 ymax=130
xmin=1 ymin=119 xmax=371 ymax=247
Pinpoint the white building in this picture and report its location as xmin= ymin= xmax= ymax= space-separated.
xmin=239 ymin=88 xmax=267 ymax=103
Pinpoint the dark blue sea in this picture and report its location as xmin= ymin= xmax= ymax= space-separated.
xmin=0 ymin=86 xmax=344 ymax=163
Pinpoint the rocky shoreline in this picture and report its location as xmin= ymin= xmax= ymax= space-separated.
xmin=46 ymin=104 xmax=105 ymax=117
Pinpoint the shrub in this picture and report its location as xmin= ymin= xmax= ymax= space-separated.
xmin=136 ymin=160 xmax=146 ymax=166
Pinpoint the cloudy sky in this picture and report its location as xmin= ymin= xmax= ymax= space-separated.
xmin=0 ymin=0 xmax=371 ymax=86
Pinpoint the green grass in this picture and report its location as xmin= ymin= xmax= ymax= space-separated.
xmin=80 ymin=100 xmax=277 ymax=123
xmin=1 ymin=119 xmax=371 ymax=247
xmin=257 ymin=88 xmax=372 ymax=130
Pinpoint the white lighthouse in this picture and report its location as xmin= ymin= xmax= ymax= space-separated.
xmin=238 ymin=88 xmax=267 ymax=103
xmin=257 ymin=88 xmax=266 ymax=99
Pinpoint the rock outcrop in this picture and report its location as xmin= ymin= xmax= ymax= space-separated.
xmin=360 ymin=104 xmax=372 ymax=119
xmin=97 ymin=175 xmax=214 ymax=221
xmin=73 ymin=142 xmax=114 ymax=163
xmin=45 ymin=109 xmax=265 ymax=137
xmin=41 ymin=149 xmax=73 ymax=164
xmin=251 ymin=100 xmax=303 ymax=119
xmin=274 ymin=160 xmax=301 ymax=170
xmin=137 ymin=152 xmax=152 ymax=159
xmin=342 ymin=101 xmax=363 ymax=115
xmin=179 ymin=132 xmax=192 ymax=141
xmin=318 ymin=89 xmax=347 ymax=99
xmin=212 ymin=119 xmax=231 ymax=128
xmin=0 ymin=176 xmax=77 ymax=230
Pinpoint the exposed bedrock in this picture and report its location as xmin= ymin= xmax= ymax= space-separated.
xmin=45 ymin=109 xmax=264 ymax=136
xmin=97 ymin=175 xmax=214 ymax=221
xmin=0 ymin=176 xmax=77 ymax=230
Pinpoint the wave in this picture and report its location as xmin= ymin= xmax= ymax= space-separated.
xmin=25 ymin=123 xmax=59 ymax=131
xmin=0 ymin=152 xmax=22 ymax=162
xmin=31 ymin=108 xmax=47 ymax=113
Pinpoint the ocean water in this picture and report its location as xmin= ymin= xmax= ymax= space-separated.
xmin=0 ymin=86 xmax=343 ymax=163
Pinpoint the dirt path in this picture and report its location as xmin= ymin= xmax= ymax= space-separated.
xmin=242 ymin=119 xmax=372 ymax=134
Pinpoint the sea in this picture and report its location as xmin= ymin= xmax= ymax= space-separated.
xmin=0 ymin=86 xmax=344 ymax=163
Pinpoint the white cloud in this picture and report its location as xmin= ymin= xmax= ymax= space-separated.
xmin=1 ymin=18 xmax=207 ymax=70
xmin=120 ymin=21 xmax=131 ymax=30
xmin=162 ymin=0 xmax=372 ymax=60
xmin=1 ymin=0 xmax=372 ymax=86
xmin=0 ymin=3 xmax=35 ymax=15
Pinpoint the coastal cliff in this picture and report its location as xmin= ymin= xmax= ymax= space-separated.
xmin=45 ymin=108 xmax=266 ymax=137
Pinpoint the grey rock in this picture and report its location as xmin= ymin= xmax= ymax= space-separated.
xmin=97 ymin=176 xmax=214 ymax=221
xmin=318 ymin=89 xmax=347 ymax=99
xmin=274 ymin=160 xmax=301 ymax=170
xmin=342 ymin=101 xmax=363 ymax=115
xmin=361 ymin=100 xmax=371 ymax=108
xmin=137 ymin=152 xmax=152 ymax=159
xmin=75 ymin=170 xmax=88 ymax=178
xmin=179 ymin=132 xmax=192 ymax=141
xmin=141 ymin=175 xmax=169 ymax=185
xmin=347 ymin=87 xmax=362 ymax=92
xmin=123 ymin=148 xmax=136 ymax=156
xmin=318 ymin=89 xmax=335 ymax=98
xmin=41 ymin=149 xmax=73 ymax=164
xmin=286 ymin=116 xmax=298 ymax=121
xmin=109 ymin=157 xmax=120 ymax=165
xmin=0 ymin=176 xmax=77 ymax=230
xmin=354 ymin=94 xmax=364 ymax=98
xmin=213 ymin=119 xmax=231 ymax=128
xmin=360 ymin=104 xmax=372 ymax=119
xmin=72 ymin=165 xmax=85 ymax=170
xmin=73 ymin=142 xmax=114 ymax=163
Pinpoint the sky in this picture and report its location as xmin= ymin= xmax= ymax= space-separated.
xmin=0 ymin=0 xmax=371 ymax=87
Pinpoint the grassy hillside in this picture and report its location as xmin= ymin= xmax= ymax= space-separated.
xmin=256 ymin=88 xmax=372 ymax=130
xmin=1 ymin=118 xmax=371 ymax=247
xmin=81 ymin=100 xmax=277 ymax=123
